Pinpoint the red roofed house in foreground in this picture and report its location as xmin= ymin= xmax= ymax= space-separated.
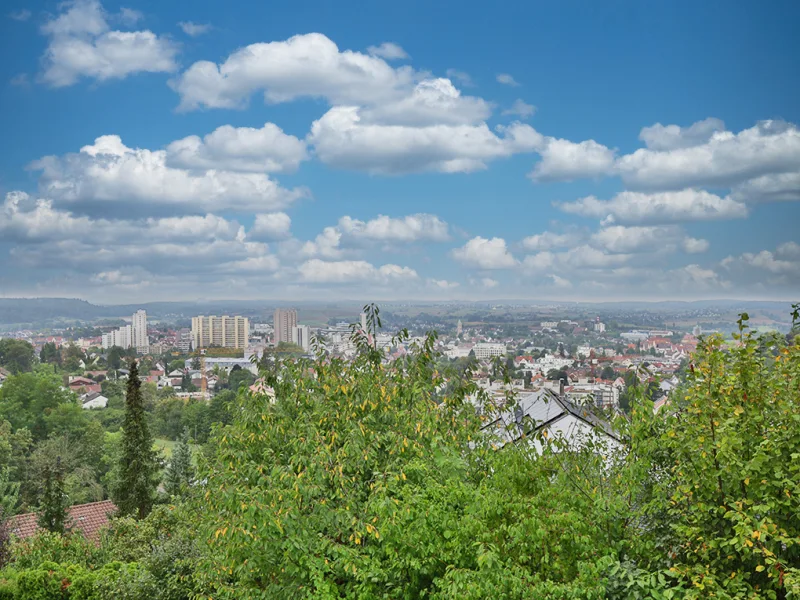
xmin=6 ymin=500 xmax=117 ymax=543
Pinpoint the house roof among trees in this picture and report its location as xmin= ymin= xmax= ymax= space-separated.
xmin=7 ymin=500 xmax=117 ymax=542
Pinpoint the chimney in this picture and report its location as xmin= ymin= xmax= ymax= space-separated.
xmin=559 ymin=378 xmax=565 ymax=398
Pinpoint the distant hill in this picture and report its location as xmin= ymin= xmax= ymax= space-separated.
xmin=0 ymin=297 xmax=793 ymax=327
xmin=0 ymin=298 xmax=119 ymax=324
xmin=0 ymin=298 xmax=359 ymax=326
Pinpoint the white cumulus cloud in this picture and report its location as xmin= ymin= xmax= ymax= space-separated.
xmin=39 ymin=0 xmax=177 ymax=87
xmin=638 ymin=117 xmax=726 ymax=151
xmin=251 ymin=212 xmax=291 ymax=239
xmin=171 ymin=32 xmax=416 ymax=111
xmin=338 ymin=214 xmax=449 ymax=242
xmin=366 ymin=42 xmax=408 ymax=60
xmin=617 ymin=119 xmax=800 ymax=190
xmin=30 ymin=135 xmax=306 ymax=214
xmin=522 ymin=230 xmax=583 ymax=251
xmin=530 ymin=138 xmax=616 ymax=182
xmin=309 ymin=107 xmax=542 ymax=174
xmin=557 ymin=189 xmax=748 ymax=224
xmin=166 ymin=122 xmax=308 ymax=173
xmin=452 ymin=236 xmax=517 ymax=269
xmin=298 ymin=259 xmax=417 ymax=283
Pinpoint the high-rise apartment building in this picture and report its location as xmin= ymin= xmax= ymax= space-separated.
xmin=291 ymin=325 xmax=311 ymax=352
xmin=273 ymin=308 xmax=297 ymax=344
xmin=177 ymin=328 xmax=192 ymax=352
xmin=191 ymin=315 xmax=249 ymax=350
xmin=132 ymin=310 xmax=149 ymax=354
xmin=101 ymin=310 xmax=148 ymax=353
xmin=102 ymin=325 xmax=132 ymax=350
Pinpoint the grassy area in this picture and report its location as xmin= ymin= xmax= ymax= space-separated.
xmin=154 ymin=438 xmax=200 ymax=461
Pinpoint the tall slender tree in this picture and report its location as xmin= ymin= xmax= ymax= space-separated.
xmin=113 ymin=360 xmax=160 ymax=519
xmin=37 ymin=456 xmax=69 ymax=534
xmin=164 ymin=427 xmax=194 ymax=497
xmin=0 ymin=506 xmax=10 ymax=568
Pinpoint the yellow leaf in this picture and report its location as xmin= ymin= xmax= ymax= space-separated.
xmin=734 ymin=406 xmax=744 ymax=416
xmin=755 ymin=565 xmax=765 ymax=572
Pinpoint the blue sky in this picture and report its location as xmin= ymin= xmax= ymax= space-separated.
xmin=1 ymin=0 xmax=798 ymax=303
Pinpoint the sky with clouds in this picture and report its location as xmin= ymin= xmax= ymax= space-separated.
xmin=1 ymin=0 xmax=799 ymax=303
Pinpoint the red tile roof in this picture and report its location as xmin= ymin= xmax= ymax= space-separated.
xmin=7 ymin=500 xmax=117 ymax=543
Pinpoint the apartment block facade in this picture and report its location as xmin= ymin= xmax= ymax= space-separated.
xmin=191 ymin=315 xmax=250 ymax=350
xmin=273 ymin=308 xmax=297 ymax=344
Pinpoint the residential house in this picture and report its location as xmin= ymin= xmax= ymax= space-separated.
xmin=479 ymin=388 xmax=620 ymax=452
xmin=67 ymin=376 xmax=101 ymax=395
xmin=81 ymin=391 xmax=109 ymax=409
xmin=7 ymin=500 xmax=117 ymax=543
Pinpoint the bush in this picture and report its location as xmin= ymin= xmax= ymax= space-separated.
xmin=14 ymin=562 xmax=86 ymax=600
xmin=0 ymin=570 xmax=18 ymax=600
xmin=87 ymin=562 xmax=156 ymax=600
xmin=10 ymin=533 xmax=101 ymax=571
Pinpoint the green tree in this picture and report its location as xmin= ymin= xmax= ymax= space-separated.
xmin=0 ymin=339 xmax=35 ymax=374
xmin=107 ymin=345 xmax=125 ymax=371
xmin=164 ymin=428 xmax=194 ymax=497
xmin=600 ymin=365 xmax=616 ymax=380
xmin=39 ymin=341 xmax=61 ymax=366
xmin=0 ymin=370 xmax=76 ymax=440
xmin=523 ymin=371 xmax=532 ymax=388
xmin=37 ymin=457 xmax=69 ymax=534
xmin=0 ymin=506 xmax=10 ymax=569
xmin=62 ymin=344 xmax=85 ymax=372
xmin=274 ymin=341 xmax=305 ymax=354
xmin=619 ymin=315 xmax=800 ymax=597
xmin=113 ymin=360 xmax=160 ymax=519
xmin=0 ymin=468 xmax=19 ymax=517
xmin=226 ymin=366 xmax=254 ymax=392
xmin=22 ymin=435 xmax=103 ymax=509
xmin=208 ymin=389 xmax=235 ymax=428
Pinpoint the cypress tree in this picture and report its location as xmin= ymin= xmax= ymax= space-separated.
xmin=164 ymin=427 xmax=194 ymax=497
xmin=0 ymin=506 xmax=10 ymax=568
xmin=113 ymin=359 xmax=159 ymax=518
xmin=37 ymin=457 xmax=69 ymax=534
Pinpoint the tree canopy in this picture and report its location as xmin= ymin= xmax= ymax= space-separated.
xmin=0 ymin=339 xmax=35 ymax=375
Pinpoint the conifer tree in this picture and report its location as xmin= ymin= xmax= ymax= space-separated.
xmin=0 ymin=506 xmax=10 ymax=568
xmin=37 ymin=457 xmax=69 ymax=534
xmin=164 ymin=427 xmax=194 ymax=497
xmin=113 ymin=360 xmax=160 ymax=519
xmin=0 ymin=468 xmax=19 ymax=518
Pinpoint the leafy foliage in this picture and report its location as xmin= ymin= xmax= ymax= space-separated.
xmin=0 ymin=341 xmax=35 ymax=375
